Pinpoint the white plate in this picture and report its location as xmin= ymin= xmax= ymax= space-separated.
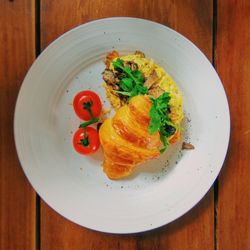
xmin=14 ymin=17 xmax=230 ymax=233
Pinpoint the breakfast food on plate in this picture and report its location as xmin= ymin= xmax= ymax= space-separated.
xmin=100 ymin=51 xmax=184 ymax=179
xmin=102 ymin=51 xmax=183 ymax=125
xmin=71 ymin=51 xmax=185 ymax=179
xmin=99 ymin=95 xmax=161 ymax=179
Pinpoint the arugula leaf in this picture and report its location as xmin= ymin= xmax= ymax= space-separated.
xmin=114 ymin=90 xmax=132 ymax=96
xmin=136 ymin=84 xmax=148 ymax=95
xmin=132 ymin=70 xmax=144 ymax=82
xmin=130 ymin=88 xmax=138 ymax=97
xmin=149 ymin=92 xmax=176 ymax=153
xmin=120 ymin=78 xmax=133 ymax=91
xmin=149 ymin=105 xmax=161 ymax=134
xmin=113 ymin=58 xmax=124 ymax=69
xmin=159 ymin=133 xmax=169 ymax=153
xmin=113 ymin=58 xmax=148 ymax=98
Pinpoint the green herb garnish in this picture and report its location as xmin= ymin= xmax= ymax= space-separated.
xmin=79 ymin=100 xmax=99 ymax=128
xmin=79 ymin=127 xmax=90 ymax=147
xmin=113 ymin=58 xmax=148 ymax=98
xmin=149 ymin=92 xmax=176 ymax=153
xmin=79 ymin=118 xmax=99 ymax=128
xmin=82 ymin=100 xmax=94 ymax=119
xmin=113 ymin=58 xmax=176 ymax=153
xmin=79 ymin=101 xmax=99 ymax=145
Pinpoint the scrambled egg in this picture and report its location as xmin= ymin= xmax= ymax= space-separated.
xmin=103 ymin=52 xmax=184 ymax=128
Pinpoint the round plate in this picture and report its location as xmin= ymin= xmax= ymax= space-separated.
xmin=14 ymin=17 xmax=230 ymax=233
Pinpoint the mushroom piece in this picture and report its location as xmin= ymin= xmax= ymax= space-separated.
xmin=134 ymin=50 xmax=145 ymax=58
xmin=182 ymin=142 xmax=195 ymax=150
xmin=144 ymin=71 xmax=159 ymax=89
xmin=129 ymin=61 xmax=138 ymax=71
xmin=148 ymin=86 xmax=165 ymax=98
xmin=124 ymin=61 xmax=138 ymax=71
xmin=102 ymin=69 xmax=119 ymax=85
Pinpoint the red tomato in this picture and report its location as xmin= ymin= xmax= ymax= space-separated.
xmin=73 ymin=127 xmax=100 ymax=155
xmin=73 ymin=90 xmax=102 ymax=120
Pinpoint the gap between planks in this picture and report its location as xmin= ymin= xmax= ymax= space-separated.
xmin=35 ymin=0 xmax=41 ymax=250
xmin=212 ymin=0 xmax=218 ymax=250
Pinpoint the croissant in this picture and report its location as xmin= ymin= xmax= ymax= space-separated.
xmin=99 ymin=95 xmax=161 ymax=179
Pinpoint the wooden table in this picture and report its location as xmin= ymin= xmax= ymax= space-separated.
xmin=1 ymin=1 xmax=250 ymax=249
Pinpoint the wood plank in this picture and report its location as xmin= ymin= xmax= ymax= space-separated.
xmin=0 ymin=1 xmax=36 ymax=249
xmin=136 ymin=190 xmax=214 ymax=250
xmin=216 ymin=0 xmax=250 ymax=249
xmin=40 ymin=1 xmax=214 ymax=249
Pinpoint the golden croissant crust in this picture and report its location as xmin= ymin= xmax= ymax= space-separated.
xmin=99 ymin=95 xmax=161 ymax=179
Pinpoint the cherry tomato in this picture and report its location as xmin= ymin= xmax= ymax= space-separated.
xmin=73 ymin=90 xmax=102 ymax=120
xmin=73 ymin=127 xmax=100 ymax=155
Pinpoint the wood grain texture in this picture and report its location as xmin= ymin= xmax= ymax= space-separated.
xmin=0 ymin=1 xmax=36 ymax=250
xmin=216 ymin=0 xmax=250 ymax=249
xmin=40 ymin=1 xmax=214 ymax=249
